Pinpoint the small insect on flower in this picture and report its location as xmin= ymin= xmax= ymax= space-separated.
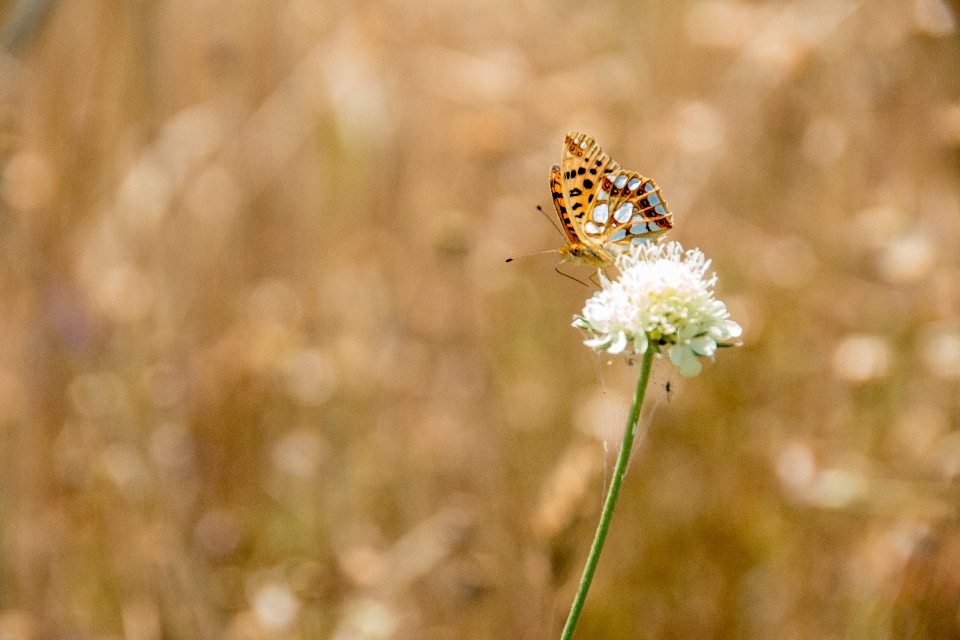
xmin=573 ymin=241 xmax=741 ymax=377
xmin=550 ymin=132 xmax=673 ymax=268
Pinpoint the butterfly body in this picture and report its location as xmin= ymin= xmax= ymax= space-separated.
xmin=550 ymin=131 xmax=672 ymax=268
xmin=558 ymin=242 xmax=616 ymax=267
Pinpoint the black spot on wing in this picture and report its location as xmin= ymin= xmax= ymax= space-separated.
xmin=569 ymin=188 xmax=582 ymax=197
xmin=583 ymin=179 xmax=594 ymax=189
xmin=572 ymin=203 xmax=582 ymax=210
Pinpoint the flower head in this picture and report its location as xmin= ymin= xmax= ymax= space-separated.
xmin=573 ymin=241 xmax=741 ymax=377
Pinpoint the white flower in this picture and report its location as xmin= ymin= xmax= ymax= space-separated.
xmin=573 ymin=241 xmax=742 ymax=377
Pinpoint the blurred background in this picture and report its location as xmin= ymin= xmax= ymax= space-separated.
xmin=0 ymin=0 xmax=959 ymax=638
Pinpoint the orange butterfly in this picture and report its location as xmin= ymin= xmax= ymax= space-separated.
xmin=550 ymin=131 xmax=672 ymax=268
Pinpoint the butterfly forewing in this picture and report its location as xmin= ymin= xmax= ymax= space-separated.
xmin=560 ymin=132 xmax=621 ymax=239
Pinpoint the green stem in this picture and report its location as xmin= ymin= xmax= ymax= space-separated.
xmin=560 ymin=347 xmax=656 ymax=640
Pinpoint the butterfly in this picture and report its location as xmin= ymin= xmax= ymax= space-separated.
xmin=550 ymin=131 xmax=672 ymax=268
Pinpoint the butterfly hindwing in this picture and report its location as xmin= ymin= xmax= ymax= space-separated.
xmin=549 ymin=164 xmax=580 ymax=246
xmin=595 ymin=170 xmax=673 ymax=248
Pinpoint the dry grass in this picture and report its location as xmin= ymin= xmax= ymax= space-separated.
xmin=1 ymin=0 xmax=960 ymax=638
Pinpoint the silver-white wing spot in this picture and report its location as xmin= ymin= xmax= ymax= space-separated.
xmin=592 ymin=204 xmax=609 ymax=224
xmin=613 ymin=203 xmax=634 ymax=224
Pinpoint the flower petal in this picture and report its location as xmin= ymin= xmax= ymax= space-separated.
xmin=690 ymin=336 xmax=717 ymax=357
xmin=584 ymin=336 xmax=610 ymax=350
xmin=634 ymin=333 xmax=648 ymax=354
xmin=583 ymin=302 xmax=612 ymax=325
xmin=678 ymin=353 xmax=703 ymax=377
xmin=608 ymin=331 xmax=629 ymax=354
xmin=679 ymin=323 xmax=699 ymax=341
xmin=670 ymin=344 xmax=692 ymax=367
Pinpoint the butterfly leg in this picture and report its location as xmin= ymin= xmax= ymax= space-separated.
xmin=587 ymin=268 xmax=614 ymax=288
xmin=555 ymin=264 xmax=589 ymax=288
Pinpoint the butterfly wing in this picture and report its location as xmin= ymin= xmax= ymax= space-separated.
xmin=559 ymin=131 xmax=621 ymax=244
xmin=549 ymin=164 xmax=580 ymax=246
xmin=553 ymin=131 xmax=672 ymax=266
xmin=594 ymin=170 xmax=673 ymax=249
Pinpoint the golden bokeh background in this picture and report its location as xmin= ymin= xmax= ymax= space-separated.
xmin=1 ymin=0 xmax=960 ymax=638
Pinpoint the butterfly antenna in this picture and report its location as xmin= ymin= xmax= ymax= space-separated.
xmin=505 ymin=248 xmax=560 ymax=263
xmin=555 ymin=263 xmax=589 ymax=287
xmin=537 ymin=205 xmax=568 ymax=240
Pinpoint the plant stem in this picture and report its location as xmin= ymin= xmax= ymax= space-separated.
xmin=560 ymin=347 xmax=656 ymax=640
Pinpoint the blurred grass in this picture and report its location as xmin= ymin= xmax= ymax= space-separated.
xmin=1 ymin=0 xmax=960 ymax=638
